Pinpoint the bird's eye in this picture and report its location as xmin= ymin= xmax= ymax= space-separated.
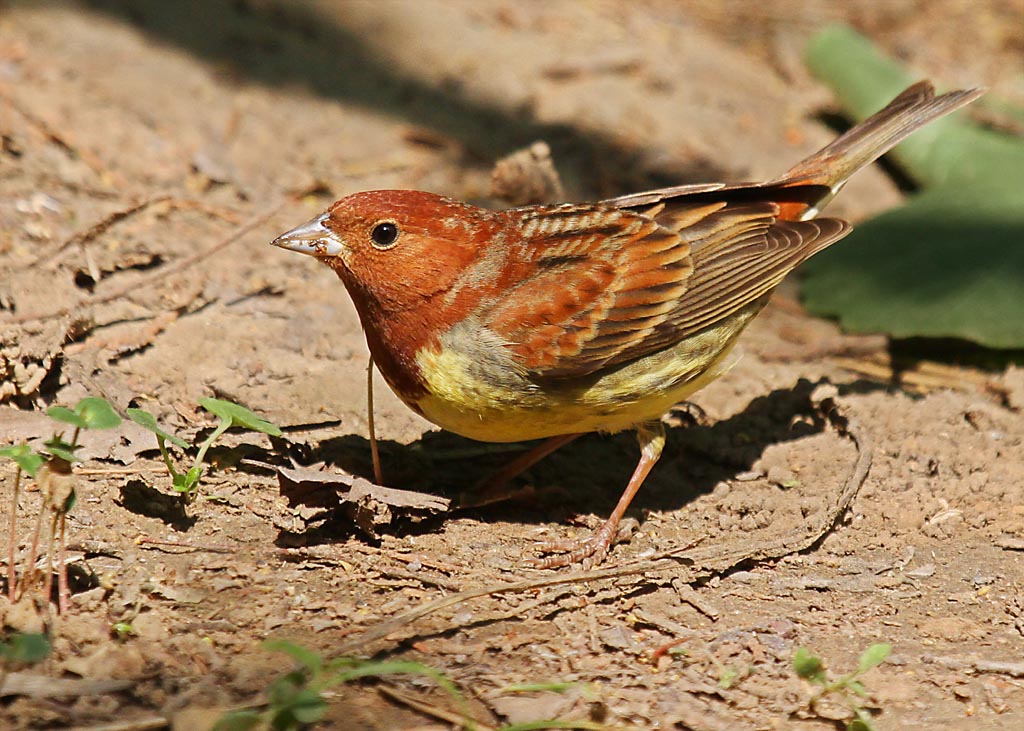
xmin=370 ymin=221 xmax=399 ymax=249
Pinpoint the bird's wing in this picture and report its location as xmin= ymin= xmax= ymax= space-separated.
xmin=480 ymin=199 xmax=848 ymax=378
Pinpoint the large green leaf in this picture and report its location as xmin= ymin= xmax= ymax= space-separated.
xmin=805 ymin=25 xmax=1024 ymax=189
xmin=801 ymin=182 xmax=1024 ymax=348
xmin=801 ymin=25 xmax=1024 ymax=349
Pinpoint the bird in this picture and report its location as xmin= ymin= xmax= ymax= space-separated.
xmin=273 ymin=82 xmax=982 ymax=568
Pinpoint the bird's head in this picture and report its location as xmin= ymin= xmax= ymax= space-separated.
xmin=273 ymin=190 xmax=501 ymax=315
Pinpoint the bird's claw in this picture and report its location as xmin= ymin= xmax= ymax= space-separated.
xmin=529 ymin=517 xmax=639 ymax=569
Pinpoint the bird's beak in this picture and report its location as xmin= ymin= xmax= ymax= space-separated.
xmin=271 ymin=213 xmax=344 ymax=257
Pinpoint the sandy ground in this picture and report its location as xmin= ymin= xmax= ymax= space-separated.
xmin=2 ymin=1 xmax=1023 ymax=729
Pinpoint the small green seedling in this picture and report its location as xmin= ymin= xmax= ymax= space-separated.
xmin=0 ymin=632 xmax=52 ymax=691
xmin=214 ymin=640 xmax=461 ymax=731
xmin=128 ymin=397 xmax=281 ymax=501
xmin=1 ymin=445 xmax=45 ymax=601
xmin=4 ymin=397 xmax=121 ymax=613
xmin=111 ymin=622 xmax=136 ymax=640
xmin=215 ymin=641 xmax=615 ymax=731
xmin=794 ymin=643 xmax=892 ymax=731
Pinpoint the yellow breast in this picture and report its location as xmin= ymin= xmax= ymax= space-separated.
xmin=411 ymin=308 xmax=758 ymax=443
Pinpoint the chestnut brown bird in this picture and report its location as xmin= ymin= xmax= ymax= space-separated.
xmin=274 ymin=82 xmax=982 ymax=568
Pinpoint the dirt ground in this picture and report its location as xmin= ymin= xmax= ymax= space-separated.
xmin=2 ymin=1 xmax=1023 ymax=729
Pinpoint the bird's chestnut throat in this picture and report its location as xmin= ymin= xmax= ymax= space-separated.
xmin=331 ymin=264 xmax=483 ymax=404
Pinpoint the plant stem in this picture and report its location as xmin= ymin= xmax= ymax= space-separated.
xmin=156 ymin=434 xmax=179 ymax=480
xmin=42 ymin=510 xmax=59 ymax=605
xmin=6 ymin=468 xmax=21 ymax=600
xmin=57 ymin=513 xmax=68 ymax=614
xmin=193 ymin=419 xmax=230 ymax=476
xmin=18 ymin=482 xmax=48 ymax=600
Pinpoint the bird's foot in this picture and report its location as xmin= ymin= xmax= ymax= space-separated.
xmin=529 ymin=517 xmax=639 ymax=569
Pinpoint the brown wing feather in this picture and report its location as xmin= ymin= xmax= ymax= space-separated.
xmin=484 ymin=204 xmax=693 ymax=375
xmin=603 ymin=203 xmax=849 ymax=364
xmin=481 ymin=199 xmax=847 ymax=379
xmin=484 ymin=82 xmax=969 ymax=377
xmin=662 ymin=214 xmax=849 ymax=338
xmin=477 ymin=83 xmax=981 ymax=380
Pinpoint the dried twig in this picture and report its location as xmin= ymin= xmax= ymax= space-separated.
xmin=62 ymin=721 xmax=168 ymax=731
xmin=0 ymin=673 xmax=133 ymax=699
xmin=921 ymin=654 xmax=1024 ymax=678
xmin=336 ymin=544 xmax=699 ymax=654
xmin=378 ymin=684 xmax=496 ymax=731
xmin=31 ymin=196 xmax=241 ymax=270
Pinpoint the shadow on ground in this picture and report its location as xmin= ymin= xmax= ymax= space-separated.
xmin=63 ymin=0 xmax=729 ymax=197
xmin=277 ymin=377 xmax=887 ymax=546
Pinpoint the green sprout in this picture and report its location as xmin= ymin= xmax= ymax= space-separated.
xmin=215 ymin=641 xmax=618 ymax=731
xmin=794 ymin=643 xmax=892 ymax=731
xmin=3 ymin=397 xmax=121 ymax=613
xmin=214 ymin=640 xmax=461 ymax=731
xmin=128 ymin=397 xmax=281 ymax=502
xmin=0 ymin=632 xmax=52 ymax=692
xmin=1 ymin=445 xmax=44 ymax=602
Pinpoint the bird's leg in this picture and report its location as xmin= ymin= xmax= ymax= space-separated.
xmin=459 ymin=433 xmax=581 ymax=508
xmin=532 ymin=420 xmax=666 ymax=569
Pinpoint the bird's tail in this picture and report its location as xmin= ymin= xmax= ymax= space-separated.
xmin=777 ymin=81 xmax=984 ymax=218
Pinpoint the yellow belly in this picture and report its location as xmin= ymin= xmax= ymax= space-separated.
xmin=411 ymin=309 xmax=756 ymax=442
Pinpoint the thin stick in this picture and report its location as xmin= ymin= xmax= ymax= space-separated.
xmin=378 ymin=685 xmax=496 ymax=731
xmin=6 ymin=469 xmax=20 ymax=600
xmin=337 ymin=545 xmax=698 ymax=654
xmin=57 ymin=513 xmax=69 ymax=614
xmin=42 ymin=511 xmax=58 ymax=606
xmin=17 ymin=485 xmax=47 ymax=600
xmin=367 ymin=356 xmax=384 ymax=485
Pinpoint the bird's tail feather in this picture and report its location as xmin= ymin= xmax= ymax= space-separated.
xmin=778 ymin=81 xmax=984 ymax=217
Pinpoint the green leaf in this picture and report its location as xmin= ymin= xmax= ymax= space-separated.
xmin=43 ymin=436 xmax=80 ymax=464
xmin=0 ymin=445 xmax=45 ymax=477
xmin=173 ymin=466 xmax=202 ymax=494
xmin=212 ymin=710 xmax=262 ymax=731
xmin=857 ymin=643 xmax=892 ymax=674
xmin=805 ymin=25 xmax=1024 ymax=189
xmin=75 ymin=397 xmax=121 ymax=430
xmin=127 ymin=408 xmax=189 ymax=449
xmin=184 ymin=465 xmax=202 ymax=490
xmin=848 ymin=709 xmax=877 ymax=731
xmin=111 ymin=622 xmax=135 ymax=638
xmin=801 ymin=181 xmax=1024 ymax=348
xmin=0 ymin=632 xmax=51 ymax=664
xmin=793 ymin=648 xmax=825 ymax=681
xmin=47 ymin=406 xmax=87 ymax=429
xmin=267 ymin=671 xmax=305 ymax=707
xmin=199 ymin=398 xmax=282 ymax=437
xmin=847 ymin=679 xmax=868 ymax=697
xmin=287 ymin=688 xmax=328 ymax=723
xmin=263 ymin=640 xmax=325 ymax=674
xmin=801 ymin=25 xmax=1024 ymax=351
xmin=718 ymin=667 xmax=739 ymax=689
